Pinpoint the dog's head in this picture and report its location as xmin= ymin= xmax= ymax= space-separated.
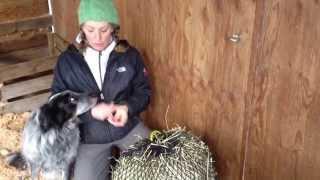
xmin=38 ymin=91 xmax=97 ymax=133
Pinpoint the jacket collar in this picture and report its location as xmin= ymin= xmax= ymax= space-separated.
xmin=67 ymin=39 xmax=130 ymax=55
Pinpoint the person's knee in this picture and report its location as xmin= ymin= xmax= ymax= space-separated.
xmin=73 ymin=163 xmax=94 ymax=180
xmin=74 ymin=163 xmax=109 ymax=180
xmin=73 ymin=154 xmax=110 ymax=180
xmin=135 ymin=122 xmax=151 ymax=140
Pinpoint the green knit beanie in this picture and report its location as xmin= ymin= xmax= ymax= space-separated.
xmin=78 ymin=0 xmax=119 ymax=26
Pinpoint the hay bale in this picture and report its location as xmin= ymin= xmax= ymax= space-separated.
xmin=112 ymin=128 xmax=217 ymax=180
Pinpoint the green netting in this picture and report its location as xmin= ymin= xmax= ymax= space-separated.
xmin=112 ymin=128 xmax=217 ymax=180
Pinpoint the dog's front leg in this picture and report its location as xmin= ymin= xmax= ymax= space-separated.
xmin=62 ymin=166 xmax=71 ymax=180
xmin=29 ymin=163 xmax=40 ymax=180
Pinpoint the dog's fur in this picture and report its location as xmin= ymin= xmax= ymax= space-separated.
xmin=6 ymin=90 xmax=97 ymax=180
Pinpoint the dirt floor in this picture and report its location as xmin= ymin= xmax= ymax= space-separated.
xmin=0 ymin=112 xmax=30 ymax=180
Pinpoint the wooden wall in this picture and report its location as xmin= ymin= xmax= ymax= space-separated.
xmin=51 ymin=0 xmax=79 ymax=42
xmin=0 ymin=0 xmax=48 ymax=22
xmin=115 ymin=1 xmax=256 ymax=179
xmin=0 ymin=0 xmax=49 ymax=53
xmin=0 ymin=1 xmax=56 ymax=113
xmin=244 ymin=1 xmax=320 ymax=180
xmin=51 ymin=0 xmax=320 ymax=180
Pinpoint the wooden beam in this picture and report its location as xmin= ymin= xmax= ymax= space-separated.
xmin=1 ymin=92 xmax=50 ymax=113
xmin=54 ymin=33 xmax=70 ymax=52
xmin=0 ymin=30 xmax=47 ymax=53
xmin=0 ymin=14 xmax=52 ymax=35
xmin=0 ymin=56 xmax=57 ymax=82
xmin=0 ymin=46 xmax=49 ymax=66
xmin=47 ymin=32 xmax=55 ymax=56
xmin=0 ymin=0 xmax=49 ymax=22
xmin=1 ymin=74 xmax=53 ymax=100
xmin=0 ymin=83 xmax=3 ymax=103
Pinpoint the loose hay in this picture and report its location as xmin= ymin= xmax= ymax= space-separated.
xmin=0 ymin=112 xmax=30 ymax=180
xmin=112 ymin=128 xmax=217 ymax=180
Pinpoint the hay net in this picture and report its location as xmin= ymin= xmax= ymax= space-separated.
xmin=112 ymin=127 xmax=217 ymax=180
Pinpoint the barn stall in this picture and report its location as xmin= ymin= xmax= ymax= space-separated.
xmin=0 ymin=0 xmax=320 ymax=180
xmin=0 ymin=1 xmax=68 ymax=179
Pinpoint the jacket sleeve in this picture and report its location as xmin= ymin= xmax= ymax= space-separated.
xmin=51 ymin=53 xmax=69 ymax=95
xmin=123 ymin=51 xmax=151 ymax=117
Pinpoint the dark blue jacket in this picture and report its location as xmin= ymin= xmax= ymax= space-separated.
xmin=51 ymin=41 xmax=151 ymax=144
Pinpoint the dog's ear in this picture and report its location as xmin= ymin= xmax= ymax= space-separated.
xmin=38 ymin=104 xmax=54 ymax=133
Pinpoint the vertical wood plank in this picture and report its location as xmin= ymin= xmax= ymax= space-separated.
xmin=244 ymin=0 xmax=320 ymax=179
xmin=47 ymin=32 xmax=55 ymax=56
xmin=51 ymin=0 xmax=79 ymax=42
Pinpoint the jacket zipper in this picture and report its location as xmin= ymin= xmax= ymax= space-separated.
xmin=99 ymin=51 xmax=113 ymax=140
xmin=101 ymin=51 xmax=116 ymax=101
xmin=78 ymin=53 xmax=100 ymax=93
xmin=98 ymin=51 xmax=105 ymax=100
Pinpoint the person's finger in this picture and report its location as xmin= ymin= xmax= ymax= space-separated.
xmin=117 ymin=112 xmax=127 ymax=127
xmin=114 ymin=111 xmax=121 ymax=122
xmin=106 ymin=113 xmax=114 ymax=122
xmin=108 ymin=102 xmax=115 ymax=110
xmin=107 ymin=112 xmax=120 ymax=123
xmin=91 ymin=106 xmax=105 ymax=121
xmin=109 ymin=119 xmax=122 ymax=127
xmin=110 ymin=113 xmax=125 ymax=127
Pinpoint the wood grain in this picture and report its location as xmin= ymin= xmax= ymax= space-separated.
xmin=0 ymin=30 xmax=48 ymax=53
xmin=1 ymin=92 xmax=50 ymax=113
xmin=43 ymin=0 xmax=320 ymax=179
xmin=244 ymin=0 xmax=320 ymax=179
xmin=0 ymin=0 xmax=48 ymax=22
xmin=115 ymin=1 xmax=256 ymax=179
xmin=51 ymin=0 xmax=80 ymax=42
xmin=0 ymin=14 xmax=52 ymax=35
xmin=2 ymin=74 xmax=53 ymax=100
xmin=0 ymin=56 xmax=57 ymax=82
xmin=0 ymin=46 xmax=49 ymax=66
xmin=53 ymin=33 xmax=70 ymax=52
xmin=47 ymin=32 xmax=55 ymax=56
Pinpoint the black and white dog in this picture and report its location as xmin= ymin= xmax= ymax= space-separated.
xmin=6 ymin=90 xmax=97 ymax=180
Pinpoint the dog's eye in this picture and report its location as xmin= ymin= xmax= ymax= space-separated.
xmin=69 ymin=97 xmax=77 ymax=103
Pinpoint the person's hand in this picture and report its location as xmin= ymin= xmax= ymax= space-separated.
xmin=91 ymin=102 xmax=115 ymax=121
xmin=107 ymin=104 xmax=128 ymax=127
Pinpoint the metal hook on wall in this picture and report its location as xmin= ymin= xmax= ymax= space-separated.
xmin=229 ymin=33 xmax=241 ymax=43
